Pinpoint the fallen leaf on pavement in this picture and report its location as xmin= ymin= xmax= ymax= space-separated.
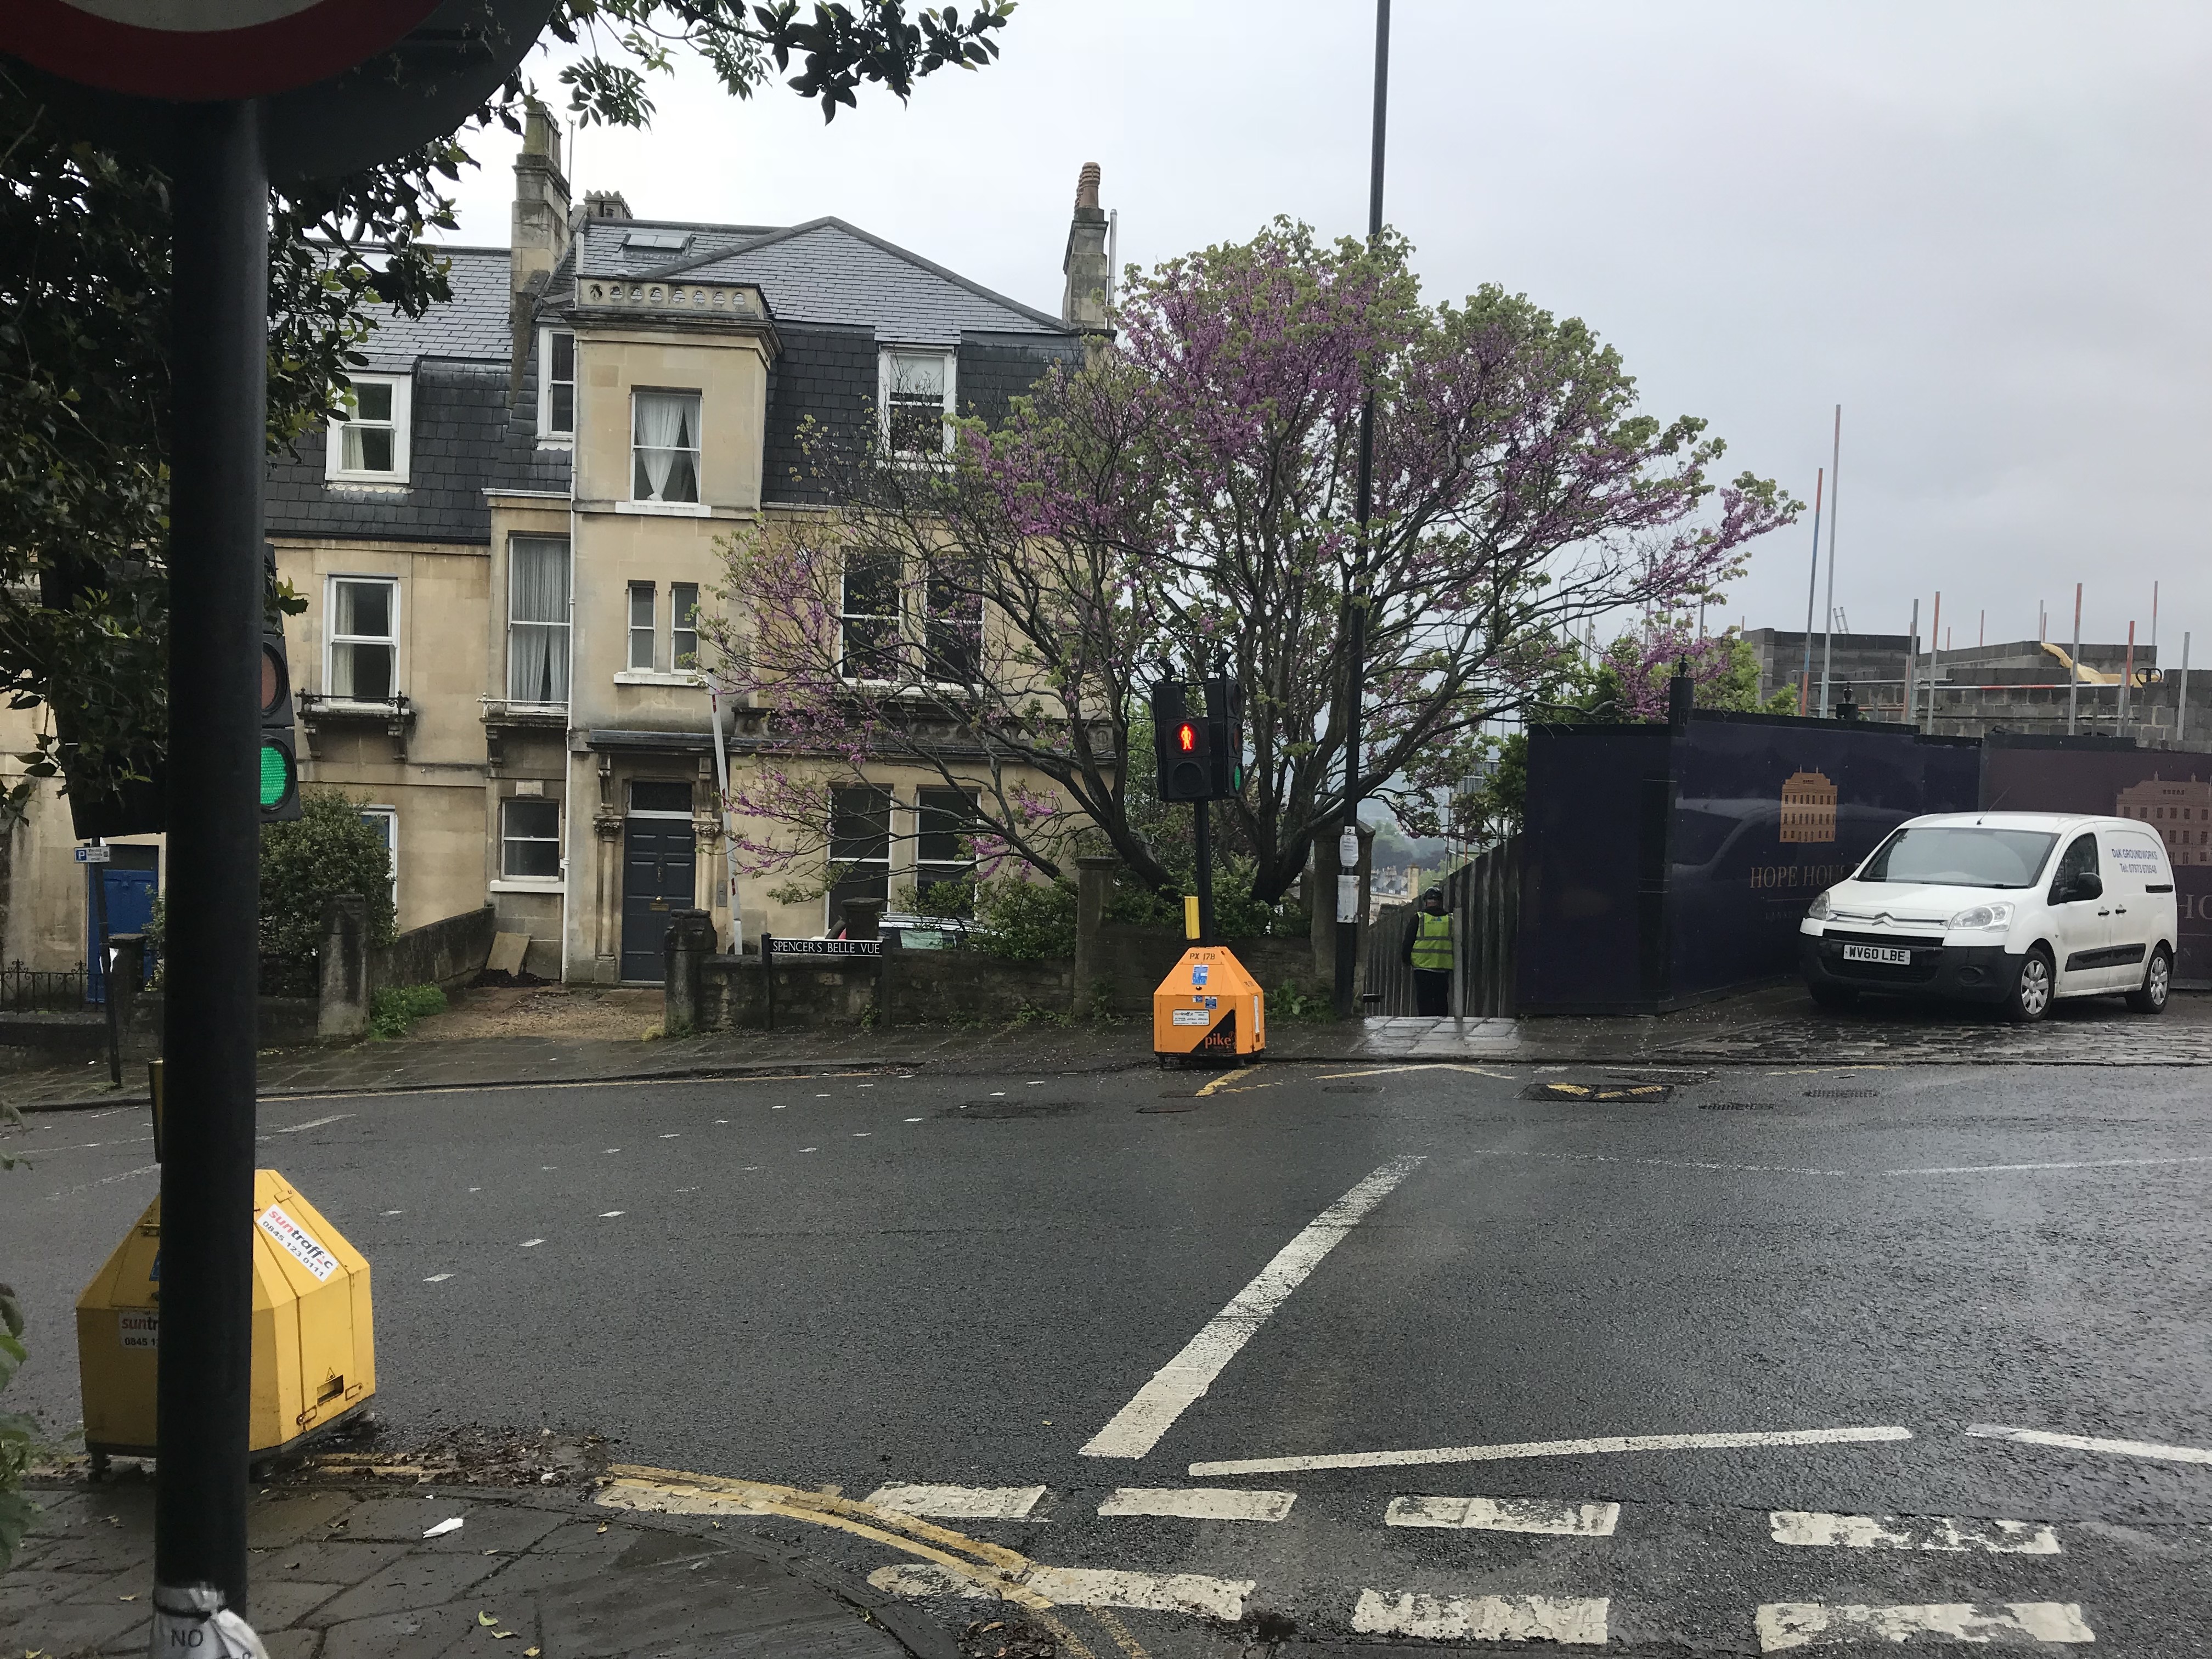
xmin=478 ymin=1612 xmax=499 ymax=1627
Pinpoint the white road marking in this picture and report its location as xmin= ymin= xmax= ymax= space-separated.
xmin=1754 ymin=1601 xmax=2094 ymax=1650
xmin=660 ymin=1132 xmax=680 ymax=1138
xmin=1386 ymin=1496 xmax=1619 ymax=1536
xmin=520 ymin=1239 xmax=544 ymax=1248
xmin=605 ymin=1147 xmax=620 ymax=1153
xmin=864 ymin=1483 xmax=1047 ymax=1520
xmin=1892 ymin=1155 xmax=2212 ymax=1175
xmin=906 ymin=1117 xmax=923 ymax=1122
xmin=870 ymin=1562 xmax=1252 ymax=1621
xmin=271 ymin=1113 xmax=354 ymax=1134
xmin=1770 ymin=1511 xmax=2059 ymax=1553
xmin=854 ymin=1132 xmax=871 ymax=1138
xmin=1352 ymin=1589 xmax=1609 ymax=1645
xmin=800 ymin=1147 xmax=818 ymax=1153
xmin=600 ymin=1210 xmax=624 ymax=1218
xmin=381 ymin=1209 xmax=402 ymax=1216
xmin=1319 ymin=1064 xmax=1517 ymax=1080
xmin=1081 ymin=1154 xmax=1427 ymax=1459
xmin=1097 ymin=1488 xmax=1296 ymax=1522
xmin=1190 ymin=1424 xmax=1911 ymax=1477
xmin=1967 ymin=1421 xmax=2212 ymax=1466
xmin=424 ymin=1273 xmax=453 ymax=1283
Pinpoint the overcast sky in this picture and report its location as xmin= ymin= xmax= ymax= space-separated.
xmin=445 ymin=1 xmax=2212 ymax=660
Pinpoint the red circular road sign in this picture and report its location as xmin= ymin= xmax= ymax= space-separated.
xmin=4 ymin=0 xmax=444 ymax=100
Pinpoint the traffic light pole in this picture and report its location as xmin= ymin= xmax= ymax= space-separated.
xmin=156 ymin=98 xmax=267 ymax=1623
xmin=1194 ymin=800 xmax=1216 ymax=946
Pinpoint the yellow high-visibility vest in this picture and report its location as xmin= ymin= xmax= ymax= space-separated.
xmin=1410 ymin=911 xmax=1454 ymax=972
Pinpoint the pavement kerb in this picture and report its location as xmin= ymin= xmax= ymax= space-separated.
xmin=16 ymin=1036 xmax=2212 ymax=1118
xmin=16 ymin=1474 xmax=963 ymax=1659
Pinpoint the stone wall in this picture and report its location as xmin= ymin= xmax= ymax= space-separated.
xmin=372 ymin=904 xmax=497 ymax=994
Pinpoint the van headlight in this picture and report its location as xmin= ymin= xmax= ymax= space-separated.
xmin=1946 ymin=901 xmax=2015 ymax=930
xmin=1807 ymin=890 xmax=1835 ymax=921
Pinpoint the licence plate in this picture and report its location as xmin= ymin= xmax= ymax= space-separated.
xmin=1841 ymin=944 xmax=1912 ymax=965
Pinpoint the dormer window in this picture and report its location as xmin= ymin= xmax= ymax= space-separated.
xmin=326 ymin=374 xmax=411 ymax=484
xmin=880 ymin=347 xmax=955 ymax=458
xmin=539 ymin=329 xmax=575 ymax=440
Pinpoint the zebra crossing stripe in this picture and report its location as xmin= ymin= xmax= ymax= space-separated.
xmin=1755 ymin=1602 xmax=2094 ymax=1651
xmin=1352 ymin=1589 xmax=1609 ymax=1645
xmin=1386 ymin=1495 xmax=1620 ymax=1536
xmin=863 ymin=1483 xmax=1046 ymax=1520
xmin=1097 ymin=1487 xmax=1296 ymax=1522
xmin=1769 ymin=1511 xmax=2059 ymax=1553
xmin=870 ymin=1561 xmax=1254 ymax=1621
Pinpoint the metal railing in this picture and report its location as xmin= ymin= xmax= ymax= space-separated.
xmin=0 ymin=960 xmax=89 ymax=1012
xmin=1360 ymin=834 xmax=1524 ymax=1017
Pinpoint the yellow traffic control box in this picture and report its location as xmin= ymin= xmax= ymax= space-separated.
xmin=76 ymin=1170 xmax=375 ymax=1464
xmin=1153 ymin=945 xmax=1266 ymax=1065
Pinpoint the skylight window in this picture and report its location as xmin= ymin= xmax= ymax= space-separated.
xmin=622 ymin=230 xmax=691 ymax=255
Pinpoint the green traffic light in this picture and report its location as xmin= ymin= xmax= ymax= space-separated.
xmin=259 ymin=744 xmax=292 ymax=809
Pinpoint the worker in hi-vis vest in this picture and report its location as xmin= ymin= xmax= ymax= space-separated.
xmin=1401 ymin=887 xmax=1454 ymax=1016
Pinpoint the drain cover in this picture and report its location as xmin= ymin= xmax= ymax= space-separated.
xmin=1138 ymin=1102 xmax=1201 ymax=1114
xmin=941 ymin=1099 xmax=1081 ymax=1120
xmin=1805 ymin=1088 xmax=1878 ymax=1099
xmin=1521 ymin=1080 xmax=1674 ymax=1103
xmin=1323 ymin=1084 xmax=1380 ymax=1095
xmin=1699 ymin=1102 xmax=1775 ymax=1111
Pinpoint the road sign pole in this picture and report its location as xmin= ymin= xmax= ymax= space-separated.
xmin=89 ymin=843 xmax=120 ymax=1087
xmin=155 ymin=96 xmax=267 ymax=1623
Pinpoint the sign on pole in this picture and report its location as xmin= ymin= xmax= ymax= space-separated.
xmin=5 ymin=1 xmax=442 ymax=99
xmin=74 ymin=844 xmax=113 ymax=864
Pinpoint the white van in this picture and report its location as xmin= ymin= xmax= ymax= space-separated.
xmin=1799 ymin=812 xmax=2178 ymax=1022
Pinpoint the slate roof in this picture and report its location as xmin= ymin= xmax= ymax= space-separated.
xmin=355 ymin=246 xmax=511 ymax=369
xmin=565 ymin=216 xmax=1069 ymax=345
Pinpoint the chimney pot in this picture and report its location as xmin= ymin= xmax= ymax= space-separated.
xmin=584 ymin=190 xmax=633 ymax=223
xmin=1076 ymin=161 xmax=1101 ymax=211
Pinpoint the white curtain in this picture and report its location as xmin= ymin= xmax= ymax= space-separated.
xmin=634 ymin=392 xmax=697 ymax=501
xmin=509 ymin=539 xmax=570 ymax=703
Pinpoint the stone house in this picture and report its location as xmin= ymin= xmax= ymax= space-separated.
xmin=0 ymin=115 xmax=1113 ymax=985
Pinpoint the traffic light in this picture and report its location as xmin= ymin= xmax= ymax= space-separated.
xmin=1152 ymin=680 xmax=1213 ymax=802
xmin=1204 ymin=677 xmax=1244 ymax=797
xmin=260 ymin=545 xmax=302 ymax=822
xmin=1151 ymin=675 xmax=1243 ymax=803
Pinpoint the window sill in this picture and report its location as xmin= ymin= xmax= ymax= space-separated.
xmin=490 ymin=878 xmax=566 ymax=894
xmin=615 ymin=499 xmax=711 ymax=517
xmin=537 ymin=437 xmax=574 ymax=449
xmin=326 ymin=476 xmax=411 ymax=492
xmin=614 ymin=670 xmax=704 ymax=687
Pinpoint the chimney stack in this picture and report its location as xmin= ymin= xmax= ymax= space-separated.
xmin=1061 ymin=161 xmax=1110 ymax=331
xmin=510 ymin=106 xmax=571 ymax=391
xmin=583 ymin=190 xmax=633 ymax=222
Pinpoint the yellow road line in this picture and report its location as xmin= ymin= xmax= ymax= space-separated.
xmin=1036 ymin=1611 xmax=1104 ymax=1659
xmin=1089 ymin=1607 xmax=1152 ymax=1659
xmin=1195 ymin=1066 xmax=1257 ymax=1096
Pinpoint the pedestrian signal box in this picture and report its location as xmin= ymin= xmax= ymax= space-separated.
xmin=75 ymin=1170 xmax=374 ymax=1467
xmin=1150 ymin=676 xmax=1243 ymax=802
xmin=1154 ymin=945 xmax=1266 ymax=1065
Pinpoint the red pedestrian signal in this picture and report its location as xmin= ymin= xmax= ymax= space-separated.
xmin=1178 ymin=722 xmax=1197 ymax=753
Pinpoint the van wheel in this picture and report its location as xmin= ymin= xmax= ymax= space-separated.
xmin=2126 ymin=945 xmax=2172 ymax=1014
xmin=2003 ymin=946 xmax=2054 ymax=1023
xmin=1808 ymin=981 xmax=1858 ymax=1010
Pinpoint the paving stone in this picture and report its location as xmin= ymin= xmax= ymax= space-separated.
xmin=7 ymin=1592 xmax=152 ymax=1654
xmin=540 ymin=1550 xmax=901 ymax=1659
xmin=249 ymin=1577 xmax=353 ymax=1631
xmin=303 ymin=1551 xmax=508 ymax=1627
xmin=249 ymin=1488 xmax=365 ymax=1546
xmin=318 ymin=1599 xmax=486 ymax=1659
xmin=253 ymin=1538 xmax=413 ymax=1587
xmin=338 ymin=1494 xmax=566 ymax=1554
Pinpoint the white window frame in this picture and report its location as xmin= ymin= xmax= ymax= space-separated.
xmin=359 ymin=806 xmax=399 ymax=912
xmin=878 ymin=346 xmax=956 ymax=459
xmin=538 ymin=328 xmax=576 ymax=443
xmin=671 ymin=581 xmax=700 ymax=672
xmin=628 ymin=387 xmax=705 ymax=511
xmin=325 ymin=373 xmax=412 ymax=484
xmin=500 ymin=795 xmax=563 ymax=883
xmin=324 ymin=575 xmax=400 ymax=702
xmin=839 ymin=549 xmax=902 ymax=684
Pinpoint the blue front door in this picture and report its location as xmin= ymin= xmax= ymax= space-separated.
xmin=87 ymin=853 xmax=158 ymax=1003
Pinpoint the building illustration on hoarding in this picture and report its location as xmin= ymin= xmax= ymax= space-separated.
xmin=1779 ymin=770 xmax=1838 ymax=844
xmin=2114 ymin=776 xmax=2212 ymax=867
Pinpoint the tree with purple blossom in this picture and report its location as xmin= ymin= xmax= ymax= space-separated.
xmin=705 ymin=219 xmax=1795 ymax=905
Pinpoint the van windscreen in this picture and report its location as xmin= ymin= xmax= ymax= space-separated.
xmin=1857 ymin=827 xmax=2058 ymax=889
